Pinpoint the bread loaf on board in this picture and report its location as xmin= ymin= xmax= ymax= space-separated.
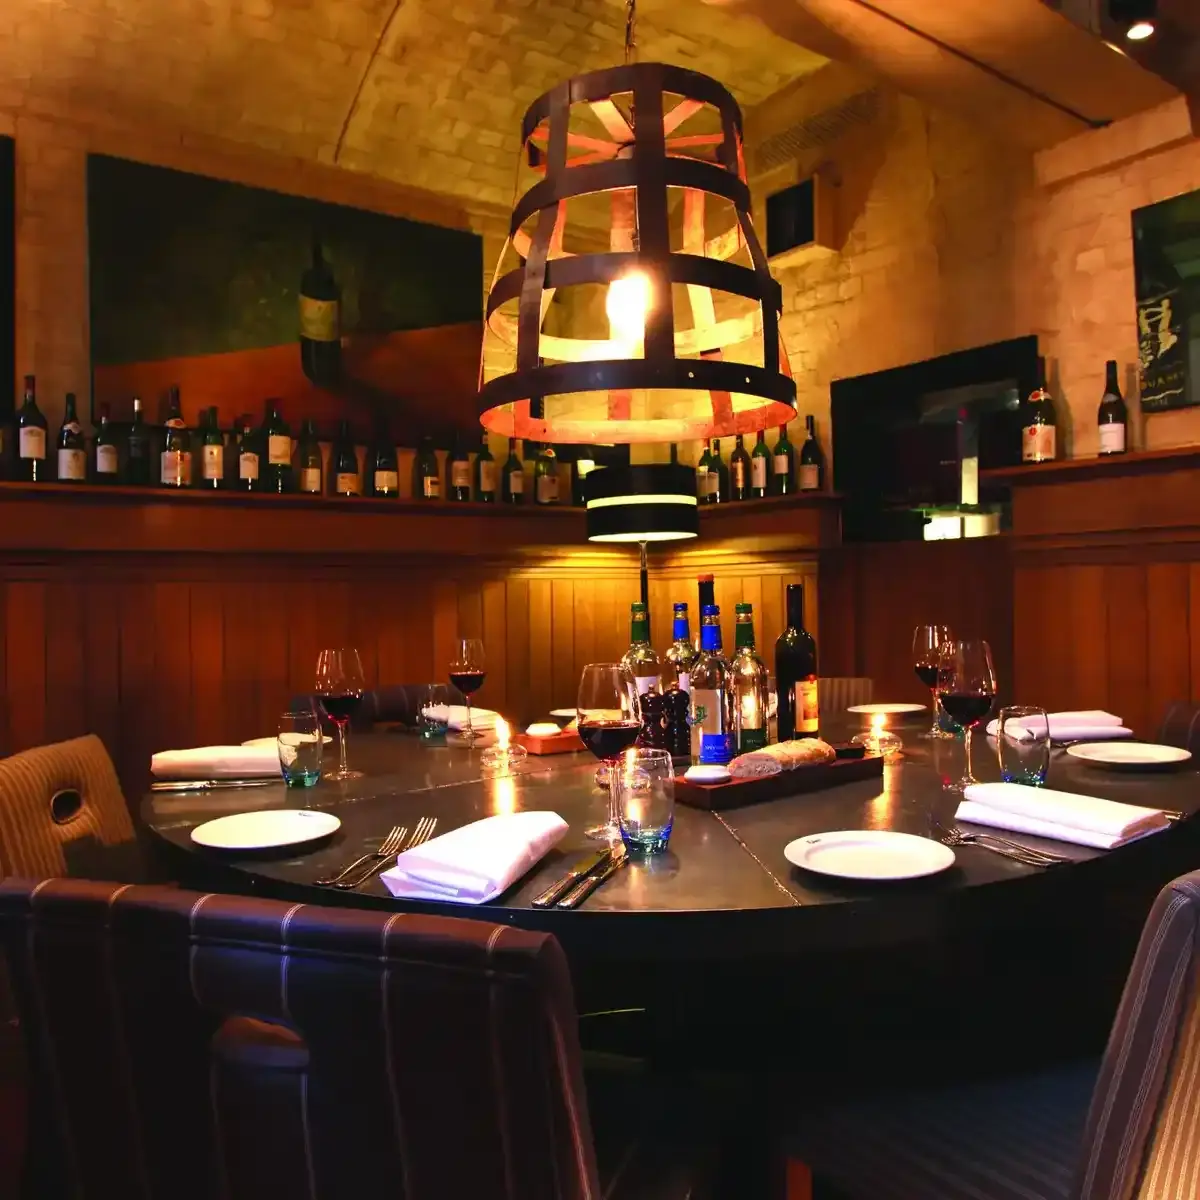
xmin=729 ymin=738 xmax=837 ymax=779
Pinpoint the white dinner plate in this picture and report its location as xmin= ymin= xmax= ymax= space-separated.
xmin=846 ymin=703 xmax=927 ymax=716
xmin=549 ymin=709 xmax=577 ymax=720
xmin=191 ymin=809 xmax=341 ymax=851
xmin=1066 ymin=742 xmax=1192 ymax=771
xmin=784 ymin=830 xmax=956 ymax=881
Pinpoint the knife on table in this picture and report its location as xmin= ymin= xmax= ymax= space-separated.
xmin=531 ymin=848 xmax=613 ymax=908
xmin=150 ymin=778 xmax=278 ymax=793
xmin=557 ymin=848 xmax=628 ymax=909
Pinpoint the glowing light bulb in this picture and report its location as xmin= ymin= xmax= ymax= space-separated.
xmin=1126 ymin=19 xmax=1155 ymax=39
xmin=606 ymin=271 xmax=651 ymax=345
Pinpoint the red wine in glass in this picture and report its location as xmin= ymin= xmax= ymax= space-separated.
xmin=938 ymin=692 xmax=993 ymax=727
xmin=318 ymin=692 xmax=363 ymax=723
xmin=936 ymin=638 xmax=997 ymax=791
xmin=578 ymin=719 xmax=641 ymax=761
xmin=913 ymin=624 xmax=953 ymax=739
xmin=314 ymin=647 xmax=366 ymax=780
xmin=449 ymin=670 xmax=487 ymax=696
xmin=449 ymin=637 xmax=486 ymax=742
xmin=914 ymin=664 xmax=939 ymax=689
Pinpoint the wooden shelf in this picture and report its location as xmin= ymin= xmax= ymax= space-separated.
xmin=697 ymin=490 xmax=841 ymax=518
xmin=980 ymin=444 xmax=1200 ymax=487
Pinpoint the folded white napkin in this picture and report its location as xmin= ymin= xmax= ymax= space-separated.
xmin=958 ymin=782 xmax=1170 ymax=849
xmin=241 ymin=735 xmax=329 ymax=749
xmin=150 ymin=745 xmax=283 ymax=780
xmin=421 ymin=704 xmax=499 ymax=732
xmin=985 ymin=710 xmax=1132 ymax=742
xmin=380 ymin=812 xmax=568 ymax=904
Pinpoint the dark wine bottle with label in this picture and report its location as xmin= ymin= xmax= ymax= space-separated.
xmin=160 ymin=387 xmax=191 ymax=488
xmin=369 ymin=425 xmax=399 ymax=498
xmin=414 ymin=437 xmax=440 ymax=500
xmin=750 ymin=430 xmax=769 ymax=498
xmin=474 ymin=431 xmax=496 ymax=503
xmin=332 ymin=419 xmax=360 ymax=496
xmin=93 ymin=404 xmax=119 ymax=483
xmin=502 ymin=438 xmax=524 ymax=504
xmin=124 ymin=396 xmax=150 ymax=485
xmin=56 ymin=392 xmax=86 ymax=483
xmin=772 ymin=423 xmax=794 ymax=495
xmin=1098 ymin=359 xmax=1128 ymax=456
xmin=235 ymin=415 xmax=260 ymax=492
xmin=447 ymin=436 xmax=472 ymax=501
xmin=534 ymin=443 xmax=559 ymax=505
xmin=296 ymin=419 xmax=323 ymax=494
xmin=775 ymin=582 xmax=818 ymax=740
xmin=710 ymin=439 xmax=728 ymax=504
xmin=572 ymin=445 xmax=596 ymax=506
xmin=199 ymin=406 xmax=224 ymax=489
xmin=299 ymin=235 xmax=340 ymax=387
xmin=798 ymin=415 xmax=823 ymax=491
xmin=262 ymin=399 xmax=292 ymax=493
xmin=696 ymin=440 xmax=713 ymax=502
xmin=729 ymin=433 xmax=751 ymax=501
xmin=17 ymin=375 xmax=47 ymax=482
xmin=1022 ymin=357 xmax=1056 ymax=463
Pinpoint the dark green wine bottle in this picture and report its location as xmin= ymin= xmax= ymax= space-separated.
xmin=798 ymin=415 xmax=824 ymax=491
xmin=124 ymin=396 xmax=150 ymax=485
xmin=16 ymin=375 xmax=47 ymax=482
xmin=56 ymin=392 xmax=86 ymax=483
xmin=296 ymin=418 xmax=323 ymax=494
xmin=502 ymin=437 xmax=524 ymax=504
xmin=771 ymin=423 xmax=794 ymax=495
xmin=235 ymin=415 xmax=259 ymax=492
xmin=447 ymin=435 xmax=472 ymax=501
xmin=414 ymin=437 xmax=440 ymax=500
xmin=729 ymin=433 xmax=751 ymax=501
xmin=750 ymin=430 xmax=769 ymax=499
xmin=93 ymin=404 xmax=119 ymax=483
xmin=711 ymin=438 xmax=728 ymax=504
xmin=262 ymin=399 xmax=292 ymax=493
xmin=199 ymin=406 xmax=224 ymax=489
xmin=369 ymin=426 xmax=399 ymax=497
xmin=474 ymin=431 xmax=496 ymax=503
xmin=696 ymin=439 xmax=713 ymax=503
xmin=534 ymin=443 xmax=559 ymax=506
xmin=332 ymin=419 xmax=359 ymax=496
xmin=160 ymin=387 xmax=191 ymax=488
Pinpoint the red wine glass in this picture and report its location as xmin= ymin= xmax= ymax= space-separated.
xmin=577 ymin=662 xmax=641 ymax=841
xmin=913 ymin=623 xmax=953 ymax=739
xmin=449 ymin=638 xmax=487 ymax=744
xmin=315 ymin=647 xmax=366 ymax=781
xmin=936 ymin=639 xmax=997 ymax=792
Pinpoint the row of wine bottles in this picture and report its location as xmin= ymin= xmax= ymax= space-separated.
xmin=695 ymin=415 xmax=825 ymax=502
xmin=1021 ymin=357 xmax=1130 ymax=463
xmin=618 ymin=574 xmax=819 ymax=762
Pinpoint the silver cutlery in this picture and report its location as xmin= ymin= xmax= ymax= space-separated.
xmin=557 ymin=846 xmax=628 ymax=908
xmin=335 ymin=816 xmax=438 ymax=890
xmin=316 ymin=824 xmax=407 ymax=887
xmin=151 ymin=778 xmax=277 ymax=792
xmin=531 ymin=847 xmax=613 ymax=909
xmin=941 ymin=824 xmax=1067 ymax=867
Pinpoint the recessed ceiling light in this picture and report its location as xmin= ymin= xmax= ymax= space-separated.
xmin=1126 ymin=19 xmax=1156 ymax=39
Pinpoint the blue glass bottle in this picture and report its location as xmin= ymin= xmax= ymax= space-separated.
xmin=690 ymin=604 xmax=733 ymax=764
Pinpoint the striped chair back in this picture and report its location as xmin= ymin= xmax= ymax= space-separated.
xmin=1075 ymin=869 xmax=1200 ymax=1199
xmin=818 ymin=677 xmax=874 ymax=716
xmin=0 ymin=736 xmax=134 ymax=880
xmin=0 ymin=878 xmax=602 ymax=1200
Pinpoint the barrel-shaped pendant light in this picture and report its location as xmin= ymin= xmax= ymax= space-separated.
xmin=479 ymin=59 xmax=796 ymax=445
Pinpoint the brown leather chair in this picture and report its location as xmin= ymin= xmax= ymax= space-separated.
xmin=0 ymin=878 xmax=716 ymax=1200
xmin=780 ymin=868 xmax=1200 ymax=1199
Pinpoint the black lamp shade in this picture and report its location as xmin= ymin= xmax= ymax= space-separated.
xmin=585 ymin=464 xmax=699 ymax=544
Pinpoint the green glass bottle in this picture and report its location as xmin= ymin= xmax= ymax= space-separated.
xmin=711 ymin=438 xmax=728 ymax=504
xmin=262 ymin=399 xmax=292 ymax=493
xmin=160 ymin=387 xmax=191 ymax=489
xmin=621 ymin=601 xmax=661 ymax=696
xmin=534 ymin=443 xmax=559 ymax=506
xmin=93 ymin=403 xmax=119 ymax=483
xmin=798 ymin=415 xmax=824 ymax=491
xmin=729 ymin=433 xmax=751 ymax=501
xmin=296 ymin=418 xmax=323 ymax=494
xmin=369 ymin=425 xmax=399 ymax=497
xmin=414 ymin=437 xmax=440 ymax=500
xmin=474 ymin=431 xmax=496 ymax=503
xmin=332 ymin=419 xmax=359 ymax=496
xmin=124 ymin=396 xmax=150 ymax=485
xmin=235 ymin=415 xmax=260 ymax=492
xmin=771 ymin=423 xmax=794 ymax=495
xmin=696 ymin=439 xmax=712 ymax=503
xmin=447 ymin=435 xmax=472 ymax=501
xmin=16 ymin=375 xmax=48 ymax=482
xmin=56 ymin=392 xmax=87 ymax=483
xmin=198 ymin=406 xmax=224 ymax=489
xmin=750 ymin=430 xmax=770 ymax=499
xmin=501 ymin=438 xmax=524 ymax=504
xmin=731 ymin=602 xmax=768 ymax=751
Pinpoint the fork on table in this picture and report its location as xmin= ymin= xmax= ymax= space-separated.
xmin=331 ymin=817 xmax=438 ymax=890
xmin=939 ymin=823 xmax=1068 ymax=868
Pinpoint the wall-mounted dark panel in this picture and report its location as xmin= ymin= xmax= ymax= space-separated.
xmin=0 ymin=137 xmax=13 ymax=423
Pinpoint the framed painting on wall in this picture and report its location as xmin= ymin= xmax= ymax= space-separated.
xmin=86 ymin=154 xmax=484 ymax=444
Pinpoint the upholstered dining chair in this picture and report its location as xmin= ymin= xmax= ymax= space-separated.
xmin=295 ymin=683 xmax=468 ymax=733
xmin=780 ymin=868 xmax=1200 ymax=1200
xmin=817 ymin=677 xmax=873 ymax=716
xmin=0 ymin=878 xmax=716 ymax=1200
xmin=1157 ymin=701 xmax=1200 ymax=756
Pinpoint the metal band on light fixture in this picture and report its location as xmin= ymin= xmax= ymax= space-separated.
xmin=585 ymin=465 xmax=699 ymax=544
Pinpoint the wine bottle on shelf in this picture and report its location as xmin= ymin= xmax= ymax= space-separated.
xmin=447 ymin=435 xmax=472 ymax=501
xmin=621 ymin=602 xmax=661 ymax=696
xmin=1098 ymin=359 xmax=1128 ymax=456
xmin=235 ymin=415 xmax=260 ymax=492
xmin=534 ymin=443 xmax=559 ymax=505
xmin=729 ymin=433 xmax=751 ymax=501
xmin=474 ymin=431 xmax=496 ymax=503
xmin=1022 ymin=357 xmax=1056 ymax=464
xmin=775 ymin=582 xmax=818 ymax=740
xmin=56 ymin=392 xmax=86 ymax=483
xmin=731 ymin=603 xmax=768 ymax=752
xmin=711 ymin=439 xmax=729 ymax=503
xmin=750 ymin=430 xmax=769 ymax=499
xmin=295 ymin=419 xmax=323 ymax=495
xmin=662 ymin=602 xmax=698 ymax=695
xmin=332 ymin=419 xmax=360 ymax=496
xmin=572 ymin=445 xmax=596 ymax=507
xmin=502 ymin=437 xmax=524 ymax=504
xmin=798 ymin=416 xmax=823 ymax=491
xmin=93 ymin=404 xmax=119 ymax=483
xmin=124 ymin=396 xmax=150 ymax=485
xmin=414 ymin=437 xmax=440 ymax=500
xmin=198 ymin=406 xmax=224 ymax=489
xmin=16 ymin=375 xmax=47 ymax=482
xmin=369 ymin=426 xmax=399 ymax=498
xmin=695 ymin=440 xmax=712 ymax=502
xmin=690 ymin=604 xmax=733 ymax=764
xmin=263 ymin=400 xmax=292 ymax=493
xmin=160 ymin=387 xmax=191 ymax=489
xmin=772 ymin=423 xmax=794 ymax=495
xmin=299 ymin=234 xmax=340 ymax=387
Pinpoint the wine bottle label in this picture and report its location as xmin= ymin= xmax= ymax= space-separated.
xmin=451 ymin=461 xmax=471 ymax=488
xmin=299 ymin=466 xmax=321 ymax=493
xmin=773 ymin=453 xmax=789 ymax=476
xmin=751 ymin=458 xmax=767 ymax=489
xmin=739 ymin=727 xmax=768 ymax=752
xmin=732 ymin=460 xmax=746 ymax=489
xmin=676 ymin=671 xmax=690 ymax=695
xmin=1099 ymin=422 xmax=1126 ymax=454
xmin=422 ymin=475 xmax=441 ymax=498
xmin=798 ymin=678 xmax=819 ymax=734
xmin=374 ymin=470 xmax=398 ymax=492
xmin=239 ymin=451 xmax=260 ymax=481
xmin=268 ymin=434 xmax=291 ymax=465
xmin=537 ymin=474 xmax=558 ymax=503
xmin=57 ymin=448 xmax=85 ymax=480
xmin=182 ymin=451 xmax=193 ymax=484
xmin=1021 ymin=424 xmax=1055 ymax=462
xmin=799 ymin=464 xmax=819 ymax=490
xmin=161 ymin=450 xmax=184 ymax=485
xmin=63 ymin=421 xmax=81 ymax=435
xmin=202 ymin=444 xmax=224 ymax=480
xmin=508 ymin=470 xmax=523 ymax=494
xmin=634 ymin=674 xmax=660 ymax=696
xmin=19 ymin=428 xmax=45 ymax=460
xmin=695 ymin=466 xmax=709 ymax=491
xmin=336 ymin=471 xmax=360 ymax=495
xmin=479 ymin=462 xmax=497 ymax=493
xmin=96 ymin=444 xmax=119 ymax=474
xmin=299 ymin=295 xmax=339 ymax=342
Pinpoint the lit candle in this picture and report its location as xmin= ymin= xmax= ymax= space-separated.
xmin=495 ymin=717 xmax=511 ymax=751
xmin=480 ymin=716 xmax=526 ymax=774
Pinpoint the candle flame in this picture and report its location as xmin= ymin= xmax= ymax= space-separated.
xmin=495 ymin=717 xmax=511 ymax=750
xmin=871 ymin=713 xmax=886 ymax=733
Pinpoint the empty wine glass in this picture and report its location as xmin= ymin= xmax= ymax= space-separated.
xmin=577 ymin=663 xmax=641 ymax=841
xmin=448 ymin=638 xmax=487 ymax=743
xmin=913 ymin=624 xmax=954 ymax=739
xmin=936 ymin=639 xmax=997 ymax=792
xmin=315 ymin=647 xmax=365 ymax=780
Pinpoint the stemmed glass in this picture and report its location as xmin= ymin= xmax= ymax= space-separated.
xmin=577 ymin=663 xmax=642 ymax=841
xmin=448 ymin=638 xmax=487 ymax=744
xmin=936 ymin=639 xmax=997 ymax=792
xmin=315 ymin=647 xmax=366 ymax=780
xmin=913 ymin=624 xmax=954 ymax=739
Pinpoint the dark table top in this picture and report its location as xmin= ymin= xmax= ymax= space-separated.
xmin=142 ymin=725 xmax=1200 ymax=962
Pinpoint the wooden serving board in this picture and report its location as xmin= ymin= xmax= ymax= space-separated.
xmin=675 ymin=752 xmax=884 ymax=810
xmin=513 ymin=729 xmax=585 ymax=756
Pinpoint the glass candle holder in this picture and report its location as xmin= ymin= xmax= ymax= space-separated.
xmin=615 ymin=747 xmax=675 ymax=855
